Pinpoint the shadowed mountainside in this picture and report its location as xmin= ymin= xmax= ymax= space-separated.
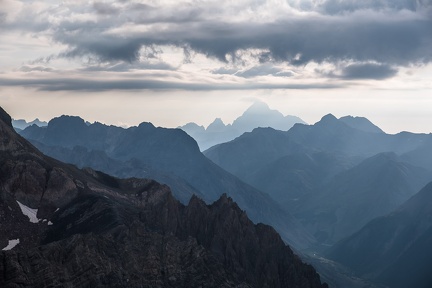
xmin=328 ymin=182 xmax=432 ymax=288
xmin=0 ymin=106 xmax=328 ymax=288
xmin=205 ymin=114 xmax=432 ymax=246
xmin=20 ymin=114 xmax=314 ymax=250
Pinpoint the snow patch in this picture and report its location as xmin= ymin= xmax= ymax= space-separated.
xmin=17 ymin=201 xmax=39 ymax=223
xmin=2 ymin=239 xmax=20 ymax=251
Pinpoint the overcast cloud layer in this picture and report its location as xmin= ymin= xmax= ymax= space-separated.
xmin=0 ymin=0 xmax=432 ymax=133
xmin=1 ymin=0 xmax=431 ymax=89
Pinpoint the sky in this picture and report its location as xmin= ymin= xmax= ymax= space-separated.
xmin=0 ymin=0 xmax=431 ymax=133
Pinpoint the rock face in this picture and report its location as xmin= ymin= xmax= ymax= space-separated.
xmin=0 ymin=106 xmax=327 ymax=288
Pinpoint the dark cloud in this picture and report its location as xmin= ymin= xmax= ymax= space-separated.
xmin=0 ymin=12 xmax=6 ymax=24
xmin=340 ymin=63 xmax=398 ymax=80
xmin=19 ymin=65 xmax=54 ymax=72
xmin=81 ymin=61 xmax=175 ymax=72
xmin=49 ymin=10 xmax=432 ymax=68
xmin=289 ymin=0 xmax=431 ymax=14
xmin=93 ymin=2 xmax=120 ymax=15
xmin=6 ymin=0 xmax=432 ymax=78
xmin=57 ymin=32 xmax=144 ymax=63
xmin=0 ymin=77 xmax=342 ymax=92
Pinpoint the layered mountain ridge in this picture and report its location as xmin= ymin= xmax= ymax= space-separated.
xmin=205 ymin=114 xmax=432 ymax=247
xmin=328 ymin=182 xmax=432 ymax=288
xmin=19 ymin=112 xmax=315 ymax=250
xmin=0 ymin=105 xmax=328 ymax=287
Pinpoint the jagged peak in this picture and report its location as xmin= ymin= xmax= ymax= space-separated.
xmin=319 ymin=113 xmax=338 ymax=122
xmin=206 ymin=118 xmax=226 ymax=132
xmin=212 ymin=193 xmax=240 ymax=210
xmin=208 ymin=117 xmax=225 ymax=126
xmin=339 ymin=115 xmax=384 ymax=133
xmin=188 ymin=194 xmax=207 ymax=207
xmin=0 ymin=106 xmax=13 ymax=128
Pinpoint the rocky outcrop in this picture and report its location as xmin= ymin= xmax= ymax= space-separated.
xmin=0 ymin=106 xmax=327 ymax=288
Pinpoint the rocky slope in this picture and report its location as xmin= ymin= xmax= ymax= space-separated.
xmin=0 ymin=106 xmax=327 ymax=288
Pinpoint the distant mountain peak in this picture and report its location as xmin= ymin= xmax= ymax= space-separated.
xmin=12 ymin=118 xmax=48 ymax=130
xmin=138 ymin=122 xmax=156 ymax=129
xmin=339 ymin=115 xmax=384 ymax=133
xmin=243 ymin=101 xmax=272 ymax=114
xmin=180 ymin=102 xmax=305 ymax=150
xmin=320 ymin=113 xmax=338 ymax=121
xmin=206 ymin=117 xmax=226 ymax=132
xmin=315 ymin=114 xmax=339 ymax=127
xmin=49 ymin=115 xmax=86 ymax=127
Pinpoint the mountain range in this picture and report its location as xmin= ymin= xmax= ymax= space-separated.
xmin=328 ymin=182 xmax=432 ymax=288
xmin=205 ymin=114 xmax=432 ymax=247
xmin=19 ymin=114 xmax=314 ymax=250
xmin=12 ymin=118 xmax=47 ymax=131
xmin=179 ymin=101 xmax=305 ymax=151
xmin=12 ymin=105 xmax=432 ymax=287
xmin=0 ymin=105 xmax=328 ymax=287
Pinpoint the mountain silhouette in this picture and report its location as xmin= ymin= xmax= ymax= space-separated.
xmin=12 ymin=118 xmax=48 ymax=130
xmin=20 ymin=114 xmax=314 ymax=250
xmin=295 ymin=152 xmax=431 ymax=246
xmin=205 ymin=114 xmax=432 ymax=247
xmin=180 ymin=101 xmax=305 ymax=150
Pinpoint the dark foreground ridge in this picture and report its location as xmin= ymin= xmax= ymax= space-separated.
xmin=0 ymin=107 xmax=327 ymax=288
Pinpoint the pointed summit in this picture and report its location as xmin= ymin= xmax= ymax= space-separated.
xmin=0 ymin=106 xmax=12 ymax=128
xmin=339 ymin=115 xmax=384 ymax=133
xmin=243 ymin=101 xmax=273 ymax=115
xmin=319 ymin=113 xmax=338 ymax=123
xmin=206 ymin=118 xmax=226 ymax=132
xmin=179 ymin=102 xmax=305 ymax=151
xmin=232 ymin=101 xmax=304 ymax=132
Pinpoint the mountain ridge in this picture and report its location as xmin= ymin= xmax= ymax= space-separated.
xmin=20 ymin=114 xmax=315 ymax=250
xmin=0 ymin=105 xmax=328 ymax=288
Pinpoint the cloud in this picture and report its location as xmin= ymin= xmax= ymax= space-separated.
xmin=81 ymin=61 xmax=175 ymax=72
xmin=235 ymin=65 xmax=294 ymax=78
xmin=19 ymin=65 xmax=54 ymax=72
xmin=3 ymin=0 xmax=432 ymax=80
xmin=288 ymin=0 xmax=431 ymax=14
xmin=340 ymin=63 xmax=398 ymax=80
xmin=45 ymin=4 xmax=431 ymax=69
xmin=93 ymin=2 xmax=120 ymax=15
xmin=0 ymin=76 xmax=342 ymax=92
